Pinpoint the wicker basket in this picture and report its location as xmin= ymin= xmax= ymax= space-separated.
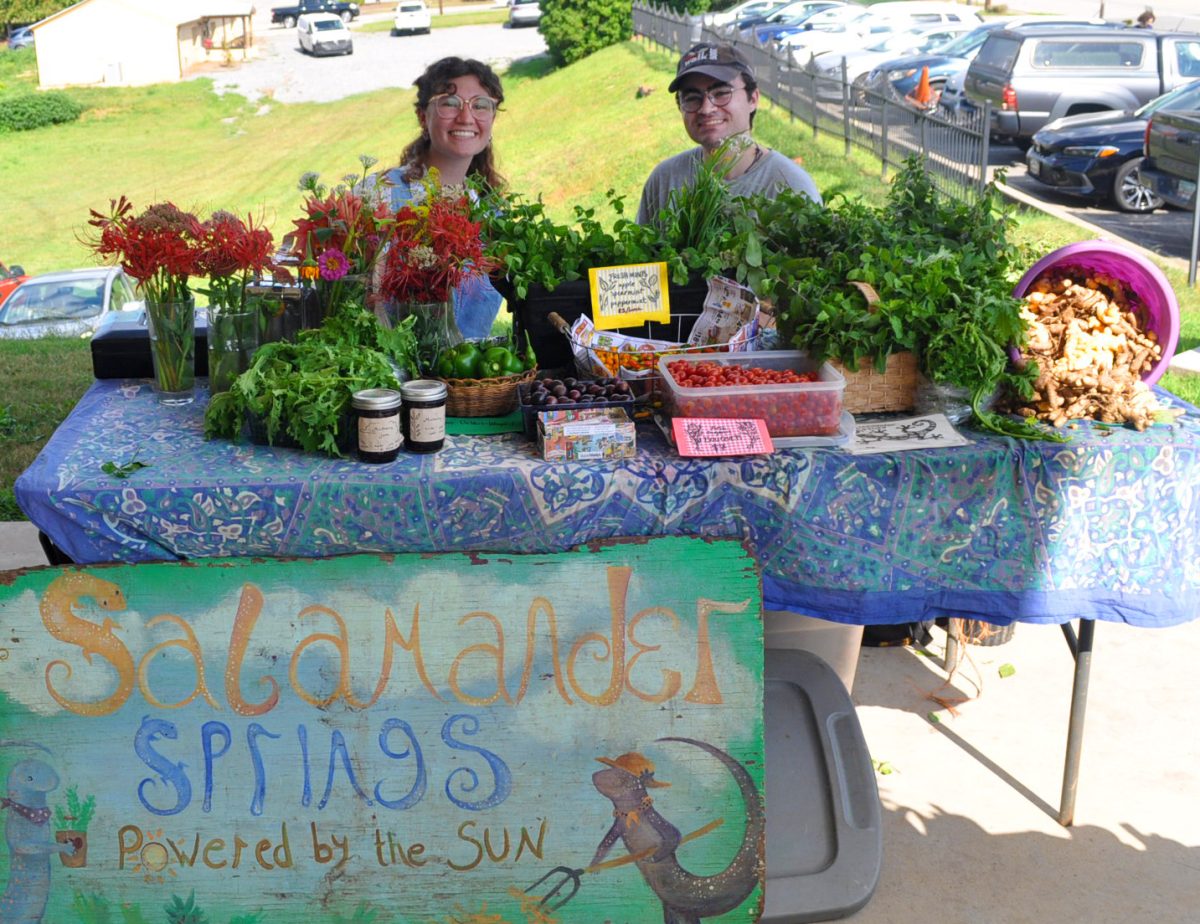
xmin=825 ymin=281 xmax=919 ymax=414
xmin=831 ymin=351 xmax=920 ymax=414
xmin=441 ymin=368 xmax=537 ymax=417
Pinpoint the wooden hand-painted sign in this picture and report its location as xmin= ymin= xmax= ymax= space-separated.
xmin=0 ymin=537 xmax=764 ymax=923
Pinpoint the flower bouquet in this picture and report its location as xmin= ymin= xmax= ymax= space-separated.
xmin=290 ymin=155 xmax=393 ymax=323
xmin=376 ymin=173 xmax=494 ymax=376
xmin=87 ymin=197 xmax=204 ymax=405
xmin=196 ymin=210 xmax=276 ymax=393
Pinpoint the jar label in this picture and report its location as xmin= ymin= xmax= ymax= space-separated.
xmin=409 ymin=406 xmax=445 ymax=443
xmin=359 ymin=415 xmax=401 ymax=453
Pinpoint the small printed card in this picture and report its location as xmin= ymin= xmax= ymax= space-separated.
xmin=588 ymin=262 xmax=671 ymax=329
xmin=672 ymin=418 xmax=774 ymax=457
xmin=848 ymin=413 xmax=971 ymax=455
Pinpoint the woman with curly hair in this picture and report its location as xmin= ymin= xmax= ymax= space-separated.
xmin=382 ymin=56 xmax=507 ymax=339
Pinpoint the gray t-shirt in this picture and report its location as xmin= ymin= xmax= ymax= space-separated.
xmin=636 ymin=146 xmax=822 ymax=224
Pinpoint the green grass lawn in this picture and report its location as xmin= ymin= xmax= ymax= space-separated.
xmin=0 ymin=38 xmax=1197 ymax=520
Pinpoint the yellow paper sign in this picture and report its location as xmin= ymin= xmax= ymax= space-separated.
xmin=588 ymin=261 xmax=671 ymax=329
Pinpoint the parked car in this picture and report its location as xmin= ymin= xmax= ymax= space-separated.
xmin=1140 ymin=109 xmax=1200 ymax=210
xmin=964 ymin=24 xmax=1200 ymax=146
xmin=0 ymin=267 xmax=140 ymax=340
xmin=704 ymin=0 xmax=781 ymax=28
xmin=777 ymin=1 xmax=980 ymax=60
xmin=1026 ymin=79 xmax=1200 ymax=213
xmin=6 ymin=26 xmax=34 ymax=50
xmin=508 ymin=0 xmax=541 ymax=27
xmin=392 ymin=0 xmax=431 ymax=35
xmin=741 ymin=0 xmax=845 ymax=42
xmin=297 ymin=12 xmax=353 ymax=55
xmin=748 ymin=1 xmax=854 ymax=44
xmin=806 ymin=22 xmax=974 ymax=101
xmin=272 ymin=0 xmax=359 ymax=28
xmin=0 ymin=261 xmax=28 ymax=307
xmin=866 ymin=18 xmax=1114 ymax=109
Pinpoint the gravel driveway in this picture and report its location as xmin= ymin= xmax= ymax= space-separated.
xmin=202 ymin=18 xmax=547 ymax=103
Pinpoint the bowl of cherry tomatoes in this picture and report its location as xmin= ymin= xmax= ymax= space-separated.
xmin=659 ymin=351 xmax=846 ymax=437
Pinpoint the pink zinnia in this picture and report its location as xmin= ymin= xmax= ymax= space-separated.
xmin=318 ymin=248 xmax=349 ymax=281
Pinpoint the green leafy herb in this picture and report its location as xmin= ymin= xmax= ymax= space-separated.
xmin=100 ymin=456 xmax=148 ymax=479
xmin=872 ymin=758 xmax=896 ymax=774
xmin=204 ymin=305 xmax=414 ymax=456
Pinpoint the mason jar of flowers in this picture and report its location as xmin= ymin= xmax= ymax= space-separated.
xmin=87 ymin=197 xmax=203 ymax=405
xmin=290 ymin=156 xmax=393 ymax=327
xmin=197 ymin=210 xmax=276 ymax=394
xmin=375 ymin=176 xmax=494 ymax=376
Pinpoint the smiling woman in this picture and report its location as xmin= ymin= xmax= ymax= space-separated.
xmin=379 ymin=56 xmax=508 ymax=340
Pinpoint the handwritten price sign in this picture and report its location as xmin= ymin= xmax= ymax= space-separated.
xmin=588 ymin=262 xmax=671 ymax=330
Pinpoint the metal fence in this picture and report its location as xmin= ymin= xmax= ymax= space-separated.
xmin=632 ymin=2 xmax=991 ymax=204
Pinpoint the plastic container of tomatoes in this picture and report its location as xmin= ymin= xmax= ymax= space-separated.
xmin=658 ymin=351 xmax=846 ymax=437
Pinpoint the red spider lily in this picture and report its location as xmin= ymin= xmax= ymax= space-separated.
xmin=377 ymin=195 xmax=494 ymax=304
xmin=198 ymin=211 xmax=275 ymax=280
xmin=85 ymin=197 xmax=204 ymax=303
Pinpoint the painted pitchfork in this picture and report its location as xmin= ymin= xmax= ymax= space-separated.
xmin=524 ymin=819 xmax=724 ymax=910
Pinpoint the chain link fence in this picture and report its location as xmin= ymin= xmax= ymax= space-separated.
xmin=632 ymin=2 xmax=992 ymax=203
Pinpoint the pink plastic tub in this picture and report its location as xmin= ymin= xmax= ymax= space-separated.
xmin=1012 ymin=240 xmax=1180 ymax=385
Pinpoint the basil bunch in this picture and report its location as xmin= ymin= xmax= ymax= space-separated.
xmin=204 ymin=307 xmax=419 ymax=456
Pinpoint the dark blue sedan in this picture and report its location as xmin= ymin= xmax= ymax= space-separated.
xmin=1025 ymin=79 xmax=1200 ymax=213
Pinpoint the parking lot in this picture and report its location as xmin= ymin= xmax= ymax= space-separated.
xmin=201 ymin=11 xmax=547 ymax=104
xmin=989 ymin=143 xmax=1199 ymax=265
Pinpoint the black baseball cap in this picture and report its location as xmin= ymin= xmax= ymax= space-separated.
xmin=668 ymin=43 xmax=755 ymax=93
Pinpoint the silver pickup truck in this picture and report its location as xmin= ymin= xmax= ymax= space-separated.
xmin=1140 ymin=109 xmax=1200 ymax=208
xmin=964 ymin=24 xmax=1200 ymax=146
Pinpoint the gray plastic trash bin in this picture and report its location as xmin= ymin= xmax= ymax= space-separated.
xmin=763 ymin=649 xmax=882 ymax=922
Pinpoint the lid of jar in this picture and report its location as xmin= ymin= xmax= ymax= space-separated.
xmin=351 ymin=388 xmax=403 ymax=410
xmin=401 ymin=379 xmax=448 ymax=401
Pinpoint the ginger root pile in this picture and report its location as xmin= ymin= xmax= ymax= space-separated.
xmin=1011 ymin=267 xmax=1165 ymax=431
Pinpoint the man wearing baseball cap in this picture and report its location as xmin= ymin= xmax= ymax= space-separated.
xmin=637 ymin=42 xmax=821 ymax=224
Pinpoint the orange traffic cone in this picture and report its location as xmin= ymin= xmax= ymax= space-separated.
xmin=911 ymin=66 xmax=933 ymax=108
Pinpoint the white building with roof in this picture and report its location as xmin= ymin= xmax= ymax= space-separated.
xmin=32 ymin=0 xmax=256 ymax=88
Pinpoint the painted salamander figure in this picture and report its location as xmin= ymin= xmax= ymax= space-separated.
xmin=590 ymin=737 xmax=765 ymax=924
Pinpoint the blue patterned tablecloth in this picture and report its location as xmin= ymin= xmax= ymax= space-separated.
xmin=15 ymin=379 xmax=1200 ymax=628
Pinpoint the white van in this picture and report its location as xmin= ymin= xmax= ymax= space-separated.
xmin=297 ymin=12 xmax=353 ymax=55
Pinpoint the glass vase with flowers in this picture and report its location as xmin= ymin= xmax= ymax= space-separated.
xmin=376 ymin=172 xmax=494 ymax=376
xmin=86 ymin=197 xmax=204 ymax=405
xmin=197 ymin=211 xmax=276 ymax=394
xmin=290 ymin=155 xmax=393 ymax=326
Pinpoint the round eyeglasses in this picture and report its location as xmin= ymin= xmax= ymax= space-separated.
xmin=677 ymin=84 xmax=742 ymax=113
xmin=430 ymin=94 xmax=500 ymax=118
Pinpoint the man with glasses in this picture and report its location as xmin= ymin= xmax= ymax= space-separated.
xmin=637 ymin=43 xmax=821 ymax=225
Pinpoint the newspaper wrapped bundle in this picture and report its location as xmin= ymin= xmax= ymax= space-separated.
xmin=555 ymin=277 xmax=763 ymax=387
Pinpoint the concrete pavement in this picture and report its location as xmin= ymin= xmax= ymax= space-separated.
xmin=2 ymin=526 xmax=1196 ymax=922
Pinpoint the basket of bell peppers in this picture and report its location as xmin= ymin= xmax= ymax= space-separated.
xmin=434 ymin=333 xmax=539 ymax=417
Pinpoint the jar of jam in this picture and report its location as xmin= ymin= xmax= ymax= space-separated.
xmin=401 ymin=379 xmax=447 ymax=453
xmin=352 ymin=388 xmax=403 ymax=463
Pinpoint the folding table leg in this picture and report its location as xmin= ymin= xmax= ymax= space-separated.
xmin=1058 ymin=618 xmax=1095 ymax=827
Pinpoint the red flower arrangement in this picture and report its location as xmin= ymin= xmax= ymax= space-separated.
xmin=86 ymin=197 xmax=204 ymax=303
xmin=377 ymin=188 xmax=494 ymax=305
xmin=290 ymin=158 xmax=392 ymax=292
xmin=197 ymin=210 xmax=276 ymax=311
